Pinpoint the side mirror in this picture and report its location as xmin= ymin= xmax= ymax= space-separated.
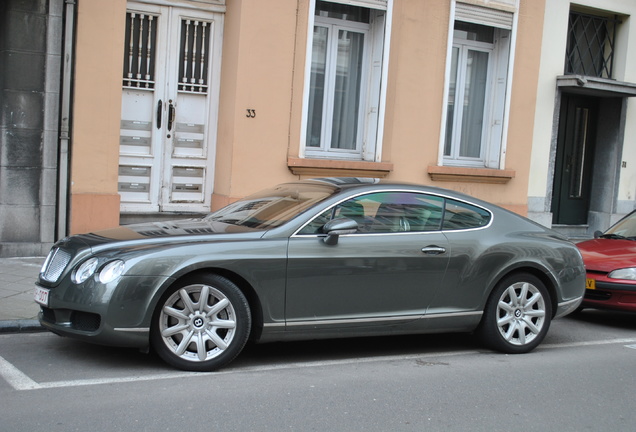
xmin=593 ymin=230 xmax=604 ymax=239
xmin=322 ymin=218 xmax=358 ymax=245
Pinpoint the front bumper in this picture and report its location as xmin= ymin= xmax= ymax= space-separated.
xmin=36 ymin=273 xmax=172 ymax=348
xmin=38 ymin=307 xmax=150 ymax=348
xmin=582 ymin=276 xmax=636 ymax=312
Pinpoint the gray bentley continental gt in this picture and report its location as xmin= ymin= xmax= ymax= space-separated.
xmin=35 ymin=178 xmax=585 ymax=371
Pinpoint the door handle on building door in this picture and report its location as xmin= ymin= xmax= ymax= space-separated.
xmin=156 ymin=100 xmax=162 ymax=129
xmin=168 ymin=101 xmax=175 ymax=132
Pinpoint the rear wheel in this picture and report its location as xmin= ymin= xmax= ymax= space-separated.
xmin=151 ymin=274 xmax=251 ymax=371
xmin=478 ymin=273 xmax=552 ymax=354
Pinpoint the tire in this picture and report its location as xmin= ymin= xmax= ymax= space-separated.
xmin=477 ymin=272 xmax=552 ymax=354
xmin=151 ymin=274 xmax=251 ymax=371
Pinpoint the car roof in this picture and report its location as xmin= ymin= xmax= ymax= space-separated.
xmin=295 ymin=177 xmax=486 ymax=204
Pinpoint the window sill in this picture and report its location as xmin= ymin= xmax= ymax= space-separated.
xmin=288 ymin=157 xmax=393 ymax=178
xmin=427 ymin=165 xmax=515 ymax=184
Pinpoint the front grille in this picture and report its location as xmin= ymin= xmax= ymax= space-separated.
xmin=41 ymin=248 xmax=71 ymax=282
xmin=71 ymin=311 xmax=101 ymax=332
xmin=39 ymin=307 xmax=101 ymax=332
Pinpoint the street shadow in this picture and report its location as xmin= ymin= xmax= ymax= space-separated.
xmin=35 ymin=331 xmax=481 ymax=375
xmin=566 ymin=308 xmax=636 ymax=330
xmin=233 ymin=331 xmax=479 ymax=369
xmin=39 ymin=334 xmax=170 ymax=372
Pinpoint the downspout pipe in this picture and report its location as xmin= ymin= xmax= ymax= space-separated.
xmin=57 ymin=0 xmax=76 ymax=240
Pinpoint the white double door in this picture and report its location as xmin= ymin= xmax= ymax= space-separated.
xmin=119 ymin=2 xmax=223 ymax=213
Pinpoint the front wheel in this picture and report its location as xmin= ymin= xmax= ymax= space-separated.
xmin=477 ymin=273 xmax=552 ymax=354
xmin=151 ymin=274 xmax=251 ymax=371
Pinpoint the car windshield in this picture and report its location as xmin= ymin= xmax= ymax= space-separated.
xmin=205 ymin=182 xmax=337 ymax=229
xmin=602 ymin=211 xmax=636 ymax=240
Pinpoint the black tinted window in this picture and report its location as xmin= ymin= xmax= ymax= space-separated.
xmin=299 ymin=192 xmax=445 ymax=234
xmin=442 ymin=199 xmax=491 ymax=230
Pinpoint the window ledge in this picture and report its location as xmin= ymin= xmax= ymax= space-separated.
xmin=427 ymin=165 xmax=515 ymax=184
xmin=288 ymin=157 xmax=393 ymax=178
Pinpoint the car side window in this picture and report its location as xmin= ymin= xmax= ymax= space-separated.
xmin=298 ymin=192 xmax=445 ymax=234
xmin=368 ymin=192 xmax=444 ymax=233
xmin=442 ymin=198 xmax=491 ymax=230
xmin=298 ymin=208 xmax=334 ymax=234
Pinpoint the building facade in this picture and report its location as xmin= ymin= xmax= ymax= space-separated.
xmin=528 ymin=0 xmax=636 ymax=237
xmin=0 ymin=0 xmax=64 ymax=256
xmin=1 ymin=0 xmax=635 ymax=257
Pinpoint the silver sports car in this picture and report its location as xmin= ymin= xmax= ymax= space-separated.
xmin=35 ymin=178 xmax=585 ymax=371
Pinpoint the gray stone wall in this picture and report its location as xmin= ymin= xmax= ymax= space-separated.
xmin=0 ymin=0 xmax=60 ymax=257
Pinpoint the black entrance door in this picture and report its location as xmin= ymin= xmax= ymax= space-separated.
xmin=552 ymin=94 xmax=598 ymax=225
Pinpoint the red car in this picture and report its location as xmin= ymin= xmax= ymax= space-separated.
xmin=577 ymin=211 xmax=636 ymax=312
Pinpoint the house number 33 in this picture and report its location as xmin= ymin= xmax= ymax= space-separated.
xmin=246 ymin=109 xmax=256 ymax=118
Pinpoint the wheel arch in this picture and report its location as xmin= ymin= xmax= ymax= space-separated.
xmin=153 ymin=267 xmax=265 ymax=342
xmin=488 ymin=264 xmax=559 ymax=318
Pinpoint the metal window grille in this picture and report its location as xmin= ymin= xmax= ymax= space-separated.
xmin=565 ymin=11 xmax=619 ymax=79
xmin=178 ymin=19 xmax=211 ymax=94
xmin=123 ymin=12 xmax=157 ymax=89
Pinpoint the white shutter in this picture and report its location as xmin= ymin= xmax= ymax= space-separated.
xmin=363 ymin=11 xmax=385 ymax=162
xmin=455 ymin=2 xmax=513 ymax=30
xmin=323 ymin=0 xmax=388 ymax=11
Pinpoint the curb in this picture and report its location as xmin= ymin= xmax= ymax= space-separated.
xmin=0 ymin=319 xmax=44 ymax=334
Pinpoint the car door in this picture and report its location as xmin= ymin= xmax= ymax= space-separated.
xmin=285 ymin=191 xmax=450 ymax=329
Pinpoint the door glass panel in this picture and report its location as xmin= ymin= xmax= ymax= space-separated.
xmin=569 ymin=107 xmax=589 ymax=199
xmin=178 ymin=19 xmax=210 ymax=94
xmin=123 ymin=12 xmax=157 ymax=89
xmin=460 ymin=49 xmax=488 ymax=158
xmin=331 ymin=30 xmax=364 ymax=150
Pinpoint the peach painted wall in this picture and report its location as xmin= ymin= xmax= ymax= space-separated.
xmin=69 ymin=0 xmax=126 ymax=233
xmin=217 ymin=0 xmax=544 ymax=216
xmin=213 ymin=0 xmax=302 ymax=208
xmin=381 ymin=0 xmax=544 ymax=214
xmin=71 ymin=0 xmax=545 ymax=227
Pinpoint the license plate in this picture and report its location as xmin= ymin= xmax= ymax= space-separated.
xmin=34 ymin=286 xmax=50 ymax=306
xmin=586 ymin=278 xmax=596 ymax=290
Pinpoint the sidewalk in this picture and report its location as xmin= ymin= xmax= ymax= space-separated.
xmin=0 ymin=257 xmax=46 ymax=333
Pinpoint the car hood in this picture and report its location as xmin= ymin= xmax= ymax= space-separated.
xmin=90 ymin=218 xmax=257 ymax=240
xmin=58 ymin=218 xmax=265 ymax=253
xmin=577 ymin=238 xmax=636 ymax=272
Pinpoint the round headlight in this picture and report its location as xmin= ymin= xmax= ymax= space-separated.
xmin=608 ymin=267 xmax=636 ymax=281
xmin=72 ymin=257 xmax=99 ymax=284
xmin=99 ymin=260 xmax=125 ymax=284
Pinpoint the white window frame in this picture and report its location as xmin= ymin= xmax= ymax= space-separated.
xmin=445 ymin=39 xmax=495 ymax=166
xmin=306 ymin=18 xmax=370 ymax=159
xmin=301 ymin=0 xmax=393 ymax=162
xmin=439 ymin=1 xmax=517 ymax=169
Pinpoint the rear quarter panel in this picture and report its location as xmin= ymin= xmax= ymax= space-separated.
xmin=426 ymin=217 xmax=585 ymax=316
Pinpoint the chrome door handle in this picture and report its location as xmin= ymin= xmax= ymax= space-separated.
xmin=421 ymin=246 xmax=446 ymax=255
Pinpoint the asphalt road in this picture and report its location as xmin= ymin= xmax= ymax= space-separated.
xmin=1 ymin=310 xmax=635 ymax=432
